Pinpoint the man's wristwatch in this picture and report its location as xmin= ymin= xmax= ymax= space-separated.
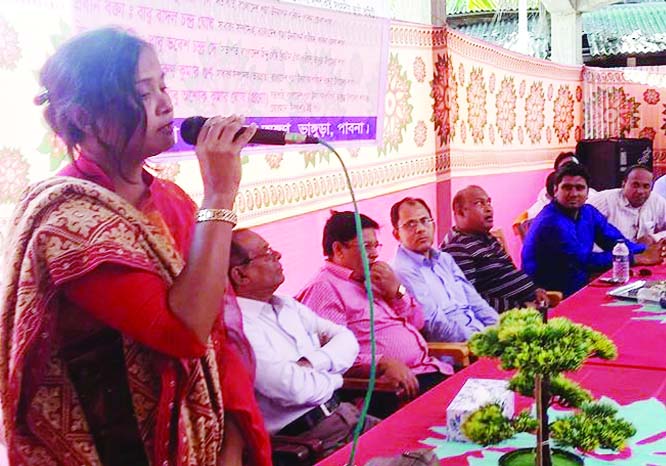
xmin=395 ymin=284 xmax=407 ymax=299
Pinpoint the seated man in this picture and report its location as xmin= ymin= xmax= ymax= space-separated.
xmin=527 ymin=152 xmax=578 ymax=219
xmin=588 ymin=165 xmax=666 ymax=243
xmin=440 ymin=187 xmax=547 ymax=312
xmin=522 ymin=162 xmax=663 ymax=296
xmin=388 ymin=198 xmax=499 ymax=342
xmin=229 ymin=229 xmax=377 ymax=457
xmin=297 ymin=211 xmax=451 ymax=405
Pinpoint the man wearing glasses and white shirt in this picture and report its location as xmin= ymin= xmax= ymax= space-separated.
xmin=588 ymin=165 xmax=666 ymax=244
xmin=390 ymin=197 xmax=498 ymax=343
xmin=228 ymin=229 xmax=376 ymax=459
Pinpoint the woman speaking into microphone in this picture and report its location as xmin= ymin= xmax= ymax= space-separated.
xmin=0 ymin=27 xmax=270 ymax=466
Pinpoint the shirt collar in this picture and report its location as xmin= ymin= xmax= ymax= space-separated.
xmin=398 ymin=244 xmax=440 ymax=265
xmin=323 ymin=260 xmax=357 ymax=280
xmin=619 ymin=190 xmax=648 ymax=209
xmin=237 ymin=296 xmax=282 ymax=315
xmin=552 ymin=199 xmax=580 ymax=219
xmin=451 ymin=226 xmax=492 ymax=240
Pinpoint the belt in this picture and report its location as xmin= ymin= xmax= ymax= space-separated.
xmin=278 ymin=395 xmax=340 ymax=436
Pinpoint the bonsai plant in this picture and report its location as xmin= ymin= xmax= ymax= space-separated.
xmin=460 ymin=308 xmax=636 ymax=466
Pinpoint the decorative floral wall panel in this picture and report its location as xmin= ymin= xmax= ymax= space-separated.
xmin=0 ymin=1 xmax=443 ymax=243
xmin=446 ymin=30 xmax=583 ymax=175
xmin=583 ymin=66 xmax=666 ymax=173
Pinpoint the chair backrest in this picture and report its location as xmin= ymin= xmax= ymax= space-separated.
xmin=512 ymin=210 xmax=533 ymax=242
xmin=514 ymin=219 xmax=533 ymax=241
xmin=512 ymin=210 xmax=528 ymax=237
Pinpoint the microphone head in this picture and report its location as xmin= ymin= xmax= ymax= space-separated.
xmin=180 ymin=116 xmax=207 ymax=145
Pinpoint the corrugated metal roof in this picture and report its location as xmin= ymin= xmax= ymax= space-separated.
xmin=452 ymin=1 xmax=666 ymax=58
xmin=583 ymin=2 xmax=666 ymax=56
xmin=450 ymin=16 xmax=551 ymax=58
xmin=446 ymin=0 xmax=540 ymax=16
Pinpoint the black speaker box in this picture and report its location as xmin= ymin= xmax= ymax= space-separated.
xmin=575 ymin=138 xmax=653 ymax=191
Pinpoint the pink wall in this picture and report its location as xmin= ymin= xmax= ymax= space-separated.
xmin=252 ymin=183 xmax=443 ymax=296
xmin=451 ymin=169 xmax=550 ymax=263
xmin=251 ymin=168 xmax=549 ymax=296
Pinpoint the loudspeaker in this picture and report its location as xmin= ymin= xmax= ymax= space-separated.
xmin=575 ymin=138 xmax=653 ymax=191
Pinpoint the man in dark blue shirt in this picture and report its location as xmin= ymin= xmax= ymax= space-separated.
xmin=522 ymin=162 xmax=664 ymax=296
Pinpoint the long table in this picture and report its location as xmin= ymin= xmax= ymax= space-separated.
xmin=317 ymin=359 xmax=666 ymax=466
xmin=551 ymin=266 xmax=666 ymax=370
xmin=317 ymin=268 xmax=666 ymax=465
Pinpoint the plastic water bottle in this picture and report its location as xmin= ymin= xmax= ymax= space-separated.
xmin=612 ymin=239 xmax=630 ymax=284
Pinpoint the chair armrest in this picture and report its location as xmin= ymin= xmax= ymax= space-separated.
xmin=546 ymin=291 xmax=563 ymax=308
xmin=342 ymin=377 xmax=407 ymax=399
xmin=272 ymin=435 xmax=324 ymax=452
xmin=427 ymin=342 xmax=471 ymax=368
xmin=272 ymin=435 xmax=324 ymax=466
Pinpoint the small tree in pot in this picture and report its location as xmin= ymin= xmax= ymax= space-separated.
xmin=461 ymin=308 xmax=636 ymax=466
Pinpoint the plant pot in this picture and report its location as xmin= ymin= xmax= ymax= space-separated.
xmin=498 ymin=448 xmax=584 ymax=466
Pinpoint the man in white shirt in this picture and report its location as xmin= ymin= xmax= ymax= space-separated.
xmin=652 ymin=173 xmax=666 ymax=199
xmin=228 ymin=229 xmax=375 ymax=457
xmin=588 ymin=165 xmax=666 ymax=243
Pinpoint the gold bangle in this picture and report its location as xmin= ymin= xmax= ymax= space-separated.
xmin=196 ymin=208 xmax=238 ymax=226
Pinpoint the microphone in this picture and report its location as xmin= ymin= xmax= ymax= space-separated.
xmin=180 ymin=116 xmax=319 ymax=146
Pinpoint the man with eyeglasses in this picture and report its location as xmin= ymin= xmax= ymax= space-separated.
xmin=391 ymin=197 xmax=498 ymax=343
xmin=441 ymin=186 xmax=546 ymax=312
xmin=228 ymin=228 xmax=378 ymax=459
xmin=297 ymin=211 xmax=451 ymax=415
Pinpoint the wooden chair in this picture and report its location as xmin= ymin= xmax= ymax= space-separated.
xmin=505 ymin=215 xmax=562 ymax=308
xmin=339 ymin=342 xmax=471 ymax=415
xmin=545 ymin=291 xmax=563 ymax=307
xmin=512 ymin=210 xmax=532 ymax=243
xmin=427 ymin=341 xmax=471 ymax=369
xmin=272 ymin=436 xmax=324 ymax=466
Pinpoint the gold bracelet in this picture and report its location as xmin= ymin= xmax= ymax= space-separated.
xmin=196 ymin=208 xmax=238 ymax=226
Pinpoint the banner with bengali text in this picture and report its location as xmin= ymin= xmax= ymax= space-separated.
xmin=72 ymin=0 xmax=389 ymax=150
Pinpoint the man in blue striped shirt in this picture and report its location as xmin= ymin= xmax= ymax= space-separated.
xmin=441 ymin=186 xmax=546 ymax=312
xmin=391 ymin=198 xmax=499 ymax=342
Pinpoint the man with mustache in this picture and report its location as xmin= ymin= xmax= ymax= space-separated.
xmin=523 ymin=162 xmax=664 ymax=297
xmin=441 ymin=186 xmax=547 ymax=313
xmin=390 ymin=198 xmax=499 ymax=342
xmin=588 ymin=165 xmax=666 ymax=243
xmin=297 ymin=211 xmax=451 ymax=414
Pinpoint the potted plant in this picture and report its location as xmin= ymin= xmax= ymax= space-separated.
xmin=461 ymin=308 xmax=636 ymax=466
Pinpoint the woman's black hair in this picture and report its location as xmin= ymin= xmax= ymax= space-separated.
xmin=38 ymin=27 xmax=149 ymax=179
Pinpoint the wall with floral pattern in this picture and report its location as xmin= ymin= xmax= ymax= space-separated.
xmin=0 ymin=2 xmax=594 ymax=265
xmin=425 ymin=30 xmax=585 ymax=261
xmin=583 ymin=66 xmax=666 ymax=174
xmin=445 ymin=30 xmax=583 ymax=175
xmin=0 ymin=3 xmax=447 ymax=253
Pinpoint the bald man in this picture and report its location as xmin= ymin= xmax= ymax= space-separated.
xmin=441 ymin=186 xmax=546 ymax=312
xmin=588 ymin=165 xmax=666 ymax=243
